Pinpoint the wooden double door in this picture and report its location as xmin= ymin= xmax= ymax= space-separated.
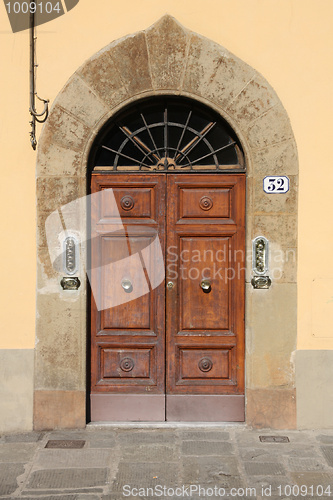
xmin=90 ymin=173 xmax=245 ymax=421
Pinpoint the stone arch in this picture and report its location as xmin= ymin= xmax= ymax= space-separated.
xmin=35 ymin=16 xmax=298 ymax=430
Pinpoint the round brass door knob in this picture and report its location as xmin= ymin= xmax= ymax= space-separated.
xmin=200 ymin=279 xmax=211 ymax=293
xmin=121 ymin=279 xmax=133 ymax=293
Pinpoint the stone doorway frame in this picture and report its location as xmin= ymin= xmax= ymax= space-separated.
xmin=34 ymin=15 xmax=298 ymax=430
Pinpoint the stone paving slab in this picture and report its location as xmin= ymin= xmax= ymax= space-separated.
xmin=0 ymin=443 xmax=37 ymax=463
xmin=291 ymin=472 xmax=333 ymax=487
xmin=88 ymin=438 xmax=116 ymax=449
xmin=239 ymin=447 xmax=282 ymax=462
xmin=287 ymin=457 xmax=329 ymax=472
xmin=117 ymin=430 xmax=174 ymax=446
xmin=236 ymin=430 xmax=315 ymax=446
xmin=240 ymin=444 xmax=318 ymax=460
xmin=245 ymin=475 xmax=297 ymax=491
xmin=84 ymin=431 xmax=117 ymax=441
xmin=243 ymin=461 xmax=286 ymax=476
xmin=316 ymin=434 xmax=333 ymax=444
xmin=33 ymin=449 xmax=113 ymax=469
xmin=279 ymin=444 xmax=320 ymax=458
xmin=46 ymin=431 xmax=94 ymax=440
xmin=122 ymin=444 xmax=177 ymax=462
xmin=0 ymin=462 xmax=25 ymax=495
xmin=0 ymin=432 xmax=43 ymax=443
xmin=182 ymin=455 xmax=240 ymax=481
xmin=112 ymin=462 xmax=179 ymax=491
xmin=182 ymin=440 xmax=233 ymax=455
xmin=183 ymin=476 xmax=246 ymax=490
xmin=179 ymin=431 xmax=230 ymax=441
xmin=25 ymin=468 xmax=108 ymax=490
xmin=321 ymin=446 xmax=333 ymax=467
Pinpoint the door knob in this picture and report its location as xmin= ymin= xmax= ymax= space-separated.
xmin=167 ymin=281 xmax=175 ymax=290
xmin=200 ymin=279 xmax=211 ymax=293
xmin=121 ymin=279 xmax=133 ymax=293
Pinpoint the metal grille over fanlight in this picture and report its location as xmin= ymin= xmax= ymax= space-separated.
xmin=91 ymin=97 xmax=244 ymax=172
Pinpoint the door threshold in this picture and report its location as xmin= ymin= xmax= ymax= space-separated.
xmin=86 ymin=421 xmax=246 ymax=429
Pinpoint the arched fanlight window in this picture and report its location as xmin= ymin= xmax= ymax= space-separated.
xmin=90 ymin=96 xmax=244 ymax=172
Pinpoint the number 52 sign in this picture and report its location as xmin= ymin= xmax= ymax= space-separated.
xmin=263 ymin=176 xmax=289 ymax=194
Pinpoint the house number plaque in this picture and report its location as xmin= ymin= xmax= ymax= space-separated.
xmin=263 ymin=176 xmax=289 ymax=194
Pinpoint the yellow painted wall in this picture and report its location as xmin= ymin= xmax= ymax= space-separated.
xmin=1 ymin=0 xmax=333 ymax=349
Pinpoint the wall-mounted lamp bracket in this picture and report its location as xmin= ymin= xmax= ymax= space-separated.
xmin=29 ymin=10 xmax=49 ymax=150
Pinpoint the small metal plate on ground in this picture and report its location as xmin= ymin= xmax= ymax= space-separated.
xmin=45 ymin=439 xmax=85 ymax=449
xmin=259 ymin=435 xmax=289 ymax=443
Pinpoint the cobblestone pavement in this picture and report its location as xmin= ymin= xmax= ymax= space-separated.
xmin=0 ymin=426 xmax=333 ymax=499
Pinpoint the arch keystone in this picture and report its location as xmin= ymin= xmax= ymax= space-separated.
xmin=146 ymin=15 xmax=189 ymax=90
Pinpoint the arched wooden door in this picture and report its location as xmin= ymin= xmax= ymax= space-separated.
xmin=89 ymin=97 xmax=245 ymax=422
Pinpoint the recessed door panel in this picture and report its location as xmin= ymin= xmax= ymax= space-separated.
xmin=101 ymin=347 xmax=152 ymax=379
xmin=100 ymin=236 xmax=151 ymax=330
xmin=179 ymin=348 xmax=232 ymax=380
xmin=179 ymin=236 xmax=230 ymax=331
xmin=180 ymin=188 xmax=231 ymax=219
xmin=100 ymin=186 xmax=155 ymax=221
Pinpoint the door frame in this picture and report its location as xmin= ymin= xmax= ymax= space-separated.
xmin=34 ymin=17 xmax=298 ymax=430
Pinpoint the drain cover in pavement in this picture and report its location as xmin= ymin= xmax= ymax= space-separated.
xmin=45 ymin=440 xmax=85 ymax=449
xmin=259 ymin=436 xmax=289 ymax=443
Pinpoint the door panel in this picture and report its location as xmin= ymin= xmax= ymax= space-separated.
xmin=100 ymin=186 xmax=156 ymax=220
xmin=166 ymin=174 xmax=245 ymax=411
xmin=100 ymin=236 xmax=151 ymax=330
xmin=101 ymin=348 xmax=152 ymax=378
xmin=179 ymin=348 xmax=232 ymax=379
xmin=179 ymin=236 xmax=230 ymax=331
xmin=90 ymin=172 xmax=245 ymax=421
xmin=97 ymin=344 xmax=157 ymax=386
xmin=90 ymin=174 xmax=166 ymax=407
xmin=180 ymin=188 xmax=231 ymax=219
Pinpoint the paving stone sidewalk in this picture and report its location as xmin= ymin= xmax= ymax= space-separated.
xmin=0 ymin=426 xmax=333 ymax=500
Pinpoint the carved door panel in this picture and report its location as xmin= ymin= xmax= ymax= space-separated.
xmin=90 ymin=173 xmax=245 ymax=421
xmin=90 ymin=174 xmax=166 ymax=421
xmin=165 ymin=174 xmax=245 ymax=421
